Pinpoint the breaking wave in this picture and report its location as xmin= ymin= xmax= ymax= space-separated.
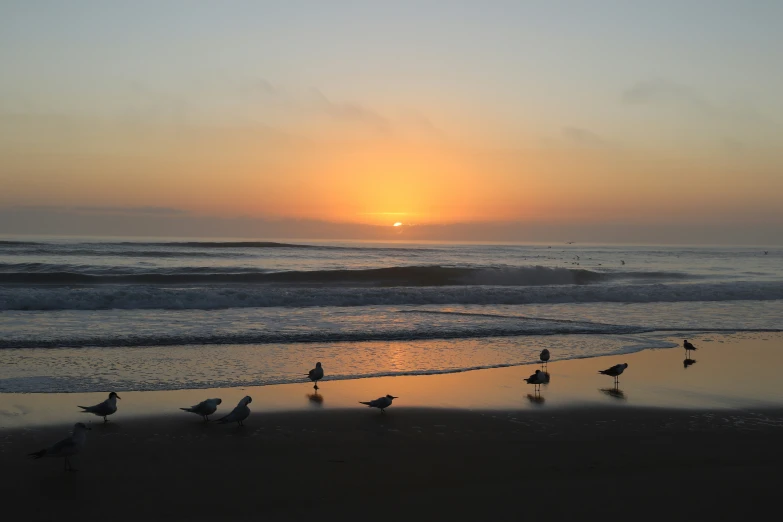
xmin=0 ymin=264 xmax=691 ymax=286
xmin=1 ymin=280 xmax=780 ymax=311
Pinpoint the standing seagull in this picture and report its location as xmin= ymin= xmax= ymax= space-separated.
xmin=78 ymin=392 xmax=120 ymax=422
xmin=683 ymin=339 xmax=697 ymax=357
xmin=599 ymin=363 xmax=628 ymax=386
xmin=180 ymin=398 xmax=222 ymax=421
xmin=28 ymin=422 xmax=91 ymax=472
xmin=306 ymin=362 xmax=324 ymax=390
xmin=525 ymin=369 xmax=549 ymax=393
xmin=359 ymin=394 xmax=398 ymax=414
xmin=539 ymin=349 xmax=551 ymax=370
xmin=215 ymin=396 xmax=252 ymax=426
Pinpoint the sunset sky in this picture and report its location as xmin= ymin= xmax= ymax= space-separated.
xmin=1 ymin=1 xmax=782 ymax=243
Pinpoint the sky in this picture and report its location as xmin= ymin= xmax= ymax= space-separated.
xmin=1 ymin=1 xmax=782 ymax=243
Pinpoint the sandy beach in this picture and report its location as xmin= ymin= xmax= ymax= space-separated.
xmin=1 ymin=333 xmax=783 ymax=520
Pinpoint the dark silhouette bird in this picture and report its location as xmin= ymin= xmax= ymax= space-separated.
xmin=359 ymin=394 xmax=397 ymax=413
xmin=599 ymin=363 xmax=628 ymax=386
xmin=306 ymin=362 xmax=324 ymax=390
xmin=28 ymin=422 xmax=91 ymax=472
xmin=78 ymin=392 xmax=120 ymax=422
xmin=539 ymin=348 xmax=551 ymax=370
xmin=525 ymin=369 xmax=549 ymax=393
xmin=180 ymin=398 xmax=222 ymax=421
xmin=215 ymin=396 xmax=252 ymax=426
xmin=683 ymin=339 xmax=697 ymax=357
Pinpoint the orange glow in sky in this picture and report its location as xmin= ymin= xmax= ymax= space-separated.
xmin=2 ymin=3 xmax=783 ymax=243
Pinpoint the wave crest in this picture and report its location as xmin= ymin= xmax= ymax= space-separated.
xmin=1 ymin=280 xmax=780 ymax=310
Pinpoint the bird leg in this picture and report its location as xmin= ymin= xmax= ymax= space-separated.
xmin=103 ymin=416 xmax=108 ymax=423
xmin=314 ymin=383 xmax=319 ymax=390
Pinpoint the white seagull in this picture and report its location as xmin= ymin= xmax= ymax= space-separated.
xmin=683 ymin=339 xmax=697 ymax=355
xmin=215 ymin=396 xmax=252 ymax=426
xmin=28 ymin=422 xmax=91 ymax=472
xmin=599 ymin=363 xmax=628 ymax=386
xmin=78 ymin=391 xmax=120 ymax=422
xmin=180 ymin=398 xmax=222 ymax=421
xmin=306 ymin=362 xmax=324 ymax=390
xmin=525 ymin=369 xmax=549 ymax=393
xmin=359 ymin=394 xmax=398 ymax=413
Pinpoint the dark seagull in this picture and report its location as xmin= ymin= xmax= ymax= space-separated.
xmin=539 ymin=348 xmax=551 ymax=370
xmin=28 ymin=422 xmax=91 ymax=472
xmin=683 ymin=339 xmax=697 ymax=357
xmin=78 ymin=391 xmax=120 ymax=422
xmin=180 ymin=398 xmax=222 ymax=421
xmin=215 ymin=396 xmax=252 ymax=426
xmin=359 ymin=394 xmax=398 ymax=414
xmin=306 ymin=362 xmax=324 ymax=390
xmin=598 ymin=363 xmax=628 ymax=386
xmin=525 ymin=369 xmax=549 ymax=393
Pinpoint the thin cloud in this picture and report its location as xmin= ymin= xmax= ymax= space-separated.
xmin=74 ymin=206 xmax=188 ymax=216
xmin=621 ymin=79 xmax=771 ymax=127
xmin=309 ymin=89 xmax=391 ymax=133
xmin=622 ymin=80 xmax=713 ymax=111
xmin=561 ymin=127 xmax=609 ymax=148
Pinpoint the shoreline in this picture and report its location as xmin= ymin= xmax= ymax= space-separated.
xmin=2 ymin=332 xmax=782 ymax=429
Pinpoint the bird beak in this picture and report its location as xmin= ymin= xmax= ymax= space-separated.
xmin=392 ymin=396 xmax=399 ymax=399
xmin=116 ymin=395 xmax=122 ymax=400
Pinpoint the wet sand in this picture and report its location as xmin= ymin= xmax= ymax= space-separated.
xmin=2 ymin=333 xmax=783 ymax=520
xmin=2 ymin=332 xmax=782 ymax=428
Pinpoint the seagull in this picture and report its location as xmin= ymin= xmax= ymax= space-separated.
xmin=359 ymin=395 xmax=397 ymax=413
xmin=78 ymin=392 xmax=120 ymax=422
xmin=683 ymin=339 xmax=697 ymax=356
xmin=539 ymin=348 xmax=551 ymax=370
xmin=215 ymin=396 xmax=252 ymax=426
xmin=621 ymin=260 xmax=625 ymax=265
xmin=306 ymin=362 xmax=324 ymax=390
xmin=28 ymin=422 xmax=91 ymax=472
xmin=598 ymin=363 xmax=628 ymax=386
xmin=180 ymin=398 xmax=222 ymax=421
xmin=525 ymin=369 xmax=549 ymax=393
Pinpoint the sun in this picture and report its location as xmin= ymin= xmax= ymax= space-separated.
xmin=393 ymin=222 xmax=403 ymax=227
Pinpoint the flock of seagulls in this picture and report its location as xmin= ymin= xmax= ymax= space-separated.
xmin=29 ymin=341 xmax=700 ymax=472
xmin=527 ymin=338 xmax=700 ymax=398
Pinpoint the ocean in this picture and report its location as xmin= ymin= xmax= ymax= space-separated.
xmin=1 ymin=237 xmax=781 ymax=393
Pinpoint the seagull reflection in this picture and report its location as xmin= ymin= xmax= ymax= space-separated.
xmin=600 ymin=387 xmax=626 ymax=400
xmin=683 ymin=358 xmax=697 ymax=368
xmin=526 ymin=393 xmax=545 ymax=405
xmin=306 ymin=391 xmax=324 ymax=406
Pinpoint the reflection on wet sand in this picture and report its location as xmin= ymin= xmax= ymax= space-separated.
xmin=526 ymin=393 xmax=545 ymax=405
xmin=306 ymin=391 xmax=324 ymax=407
xmin=683 ymin=359 xmax=697 ymax=368
xmin=600 ymin=387 xmax=626 ymax=400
